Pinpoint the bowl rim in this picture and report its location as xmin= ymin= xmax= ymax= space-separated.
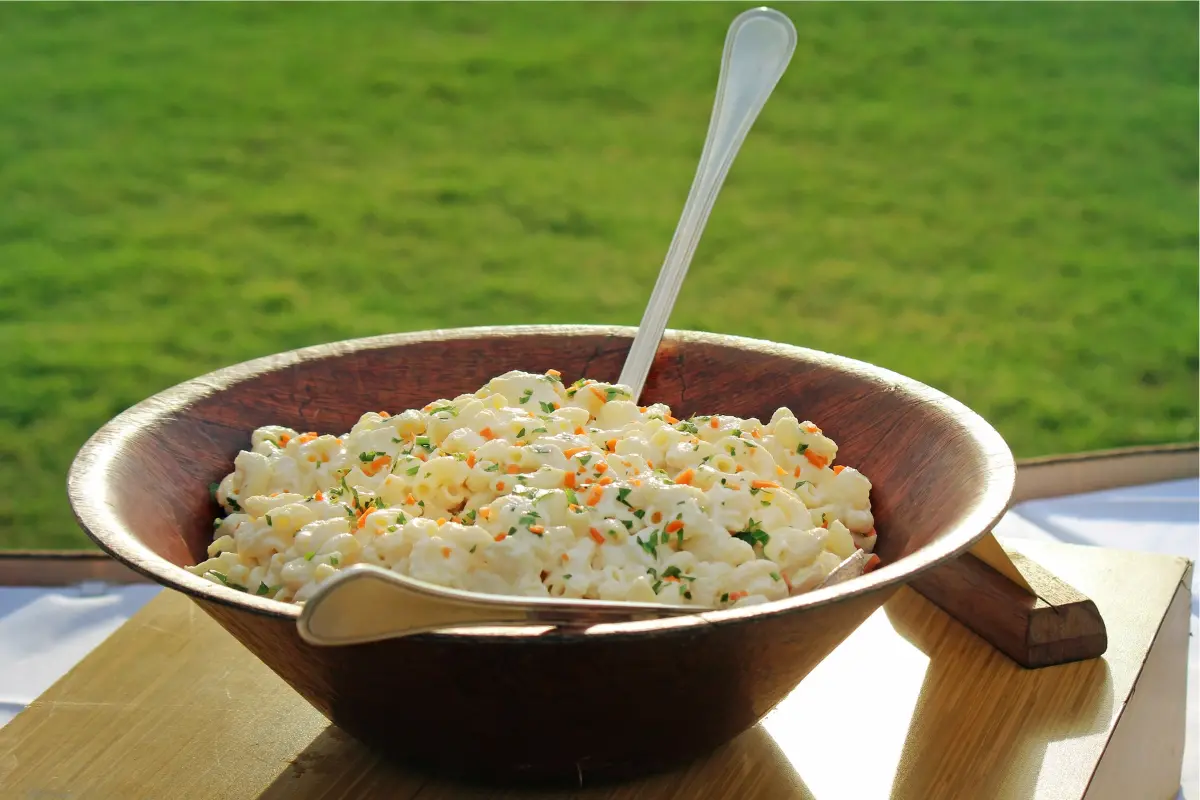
xmin=67 ymin=324 xmax=1015 ymax=640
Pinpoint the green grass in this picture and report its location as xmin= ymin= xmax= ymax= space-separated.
xmin=1 ymin=3 xmax=1196 ymax=549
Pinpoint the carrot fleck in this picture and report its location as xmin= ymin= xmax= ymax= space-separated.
xmin=803 ymin=422 xmax=822 ymax=434
xmin=676 ymin=469 xmax=695 ymax=485
xmin=546 ymin=369 xmax=561 ymax=377
xmin=479 ymin=507 xmax=492 ymax=520
xmin=480 ymin=427 xmax=495 ymax=440
xmin=794 ymin=466 xmax=802 ymax=478
xmin=436 ymin=517 xmax=447 ymax=526
xmin=728 ymin=591 xmax=749 ymax=602
xmin=864 ymin=554 xmax=882 ymax=573
xmin=805 ymin=450 xmax=829 ymax=469
xmin=709 ymin=417 xmax=719 ymax=429
xmin=529 ymin=525 xmax=545 ymax=535
xmin=868 ymin=526 xmax=877 ymax=538
xmin=775 ymin=465 xmax=787 ymax=476
xmin=496 ymin=481 xmax=506 ymax=491
xmin=379 ymin=411 xmax=391 ymax=419
xmin=279 ymin=434 xmax=291 ymax=446
xmin=589 ymin=527 xmax=606 ymax=545
xmin=467 ymin=452 xmax=476 ymax=468
xmin=494 ymin=533 xmax=506 ymax=542
xmin=832 ymin=465 xmax=846 ymax=475
xmin=314 ymin=490 xmax=324 ymax=502
xmin=574 ymin=426 xmax=585 ymax=435
xmin=506 ymin=464 xmax=521 ymax=474
xmin=651 ymin=511 xmax=663 ymax=524
xmin=605 ymin=438 xmax=617 ymax=452
xmin=298 ymin=433 xmax=318 ymax=445
xmin=735 ymin=465 xmax=745 ymax=473
xmin=357 ymin=515 xmax=369 ymax=530
xmin=560 ymin=553 xmax=569 ymax=563
xmin=595 ymin=462 xmax=609 ymax=474
xmin=664 ymin=574 xmax=680 ymax=582
xmin=665 ymin=415 xmax=679 ymax=424
xmin=665 ymin=520 xmax=684 ymax=533
xmin=405 ymin=494 xmax=417 ymax=505
xmin=751 ymin=429 xmax=761 ymax=439
xmin=597 ymin=476 xmax=613 ymax=486
xmin=362 ymin=455 xmax=391 ymax=477
xmin=586 ymin=486 xmax=604 ymax=506
xmin=563 ymin=447 xmax=588 ymax=458
xmin=751 ymin=480 xmax=780 ymax=489
xmin=563 ymin=472 xmax=576 ymax=489
xmin=441 ymin=547 xmax=452 ymax=558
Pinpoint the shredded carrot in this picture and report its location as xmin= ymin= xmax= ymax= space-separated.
xmin=595 ymin=462 xmax=609 ymax=474
xmin=775 ymin=465 xmax=787 ymax=476
xmin=589 ymin=527 xmax=606 ymax=545
xmin=314 ymin=490 xmax=324 ymax=502
xmin=479 ymin=507 xmax=491 ymax=520
xmin=597 ymin=476 xmax=613 ymax=486
xmin=506 ymin=464 xmax=521 ymax=474
xmin=803 ymin=422 xmax=822 ymax=434
xmin=805 ymin=450 xmax=829 ymax=469
xmin=729 ymin=591 xmax=749 ymax=602
xmin=665 ymin=415 xmax=679 ymax=424
xmin=441 ymin=547 xmax=452 ymax=558
xmin=832 ymin=465 xmax=845 ymax=475
xmin=709 ymin=417 xmax=719 ymax=429
xmin=589 ymin=385 xmax=608 ymax=403
xmin=676 ymin=469 xmax=695 ymax=485
xmin=480 ymin=427 xmax=495 ymax=440
xmin=379 ymin=411 xmax=391 ymax=419
xmin=569 ymin=503 xmax=583 ymax=512
xmin=664 ymin=575 xmax=680 ymax=582
xmin=553 ymin=402 xmax=561 ymax=410
xmin=451 ymin=516 xmax=461 ymax=524
xmin=405 ymin=494 xmax=417 ymax=505
xmin=605 ymin=438 xmax=617 ymax=452
xmin=494 ymin=533 xmax=506 ymax=542
xmin=529 ymin=525 xmax=545 ymax=535
xmin=864 ymin=554 xmax=882 ymax=573
xmin=496 ymin=481 xmax=506 ymax=491
xmin=362 ymin=455 xmax=391 ymax=477
xmin=357 ymin=515 xmax=369 ymax=530
xmin=586 ymin=486 xmax=604 ymax=506
xmin=574 ymin=426 xmax=585 ymax=435
xmin=436 ymin=517 xmax=447 ymax=526
xmin=546 ymin=369 xmax=561 ymax=377
xmin=735 ymin=465 xmax=745 ymax=473
xmin=647 ymin=460 xmax=654 ymax=469
xmin=563 ymin=472 xmax=576 ymax=489
xmin=665 ymin=520 xmax=684 ymax=533
xmin=751 ymin=480 xmax=780 ymax=489
xmin=651 ymin=511 xmax=663 ymax=524
xmin=563 ymin=447 xmax=588 ymax=458
xmin=307 ymin=455 xmax=317 ymax=462
xmin=279 ymin=434 xmax=290 ymax=446
xmin=467 ymin=452 xmax=476 ymax=468
xmin=632 ymin=479 xmax=642 ymax=487
xmin=298 ymin=433 xmax=318 ymax=445
xmin=794 ymin=466 xmax=802 ymax=478
xmin=560 ymin=553 xmax=569 ymax=562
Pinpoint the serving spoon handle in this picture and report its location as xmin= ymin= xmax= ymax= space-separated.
xmin=298 ymin=565 xmax=706 ymax=646
xmin=617 ymin=6 xmax=797 ymax=401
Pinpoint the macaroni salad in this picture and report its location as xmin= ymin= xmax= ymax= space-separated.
xmin=190 ymin=370 xmax=879 ymax=608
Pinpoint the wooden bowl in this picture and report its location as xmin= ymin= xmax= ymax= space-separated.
xmin=67 ymin=326 xmax=1014 ymax=782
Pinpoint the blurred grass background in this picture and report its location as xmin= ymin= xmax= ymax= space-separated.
xmin=1 ymin=3 xmax=1196 ymax=549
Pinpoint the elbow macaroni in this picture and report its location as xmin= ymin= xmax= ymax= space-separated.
xmin=189 ymin=371 xmax=878 ymax=608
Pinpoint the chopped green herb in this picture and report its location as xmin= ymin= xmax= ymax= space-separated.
xmin=396 ymin=511 xmax=407 ymax=524
xmin=304 ymin=552 xmax=315 ymax=561
xmin=517 ymin=427 xmax=526 ymax=438
xmin=406 ymin=465 xmax=421 ymax=476
xmin=539 ymin=401 xmax=557 ymax=414
xmin=770 ymin=572 xmax=781 ymax=581
xmin=797 ymin=443 xmax=809 ymax=455
xmin=676 ymin=421 xmax=698 ymax=435
xmin=637 ymin=530 xmax=660 ymax=558
xmin=507 ymin=526 xmax=517 ymax=536
xmin=359 ymin=451 xmax=384 ymax=463
xmin=616 ymin=487 xmax=633 ymax=507
xmin=721 ymin=592 xmax=730 ymax=603
xmin=761 ymin=500 xmax=771 ymax=507
xmin=429 ymin=404 xmax=459 ymax=417
xmin=265 ymin=514 xmax=273 ymax=526
xmin=676 ymin=529 xmax=684 ymax=547
xmin=256 ymin=582 xmax=271 ymax=596
xmin=621 ymin=519 xmax=634 ymax=530
xmin=518 ymin=512 xmax=541 ymax=526
xmin=226 ymin=496 xmax=242 ymax=513
xmin=209 ymin=571 xmax=247 ymax=592
xmin=469 ymin=545 xmax=477 ymax=554
xmin=562 ymin=573 xmax=572 ymax=580
xmin=662 ymin=565 xmax=684 ymax=579
xmin=330 ymin=555 xmax=339 ymax=566
xmin=387 ymin=525 xmax=398 ymax=532
xmin=484 ymin=462 xmax=500 ymax=472
xmin=749 ymin=487 xmax=761 ymax=496
xmin=531 ymin=427 xmax=547 ymax=434
xmin=732 ymin=520 xmax=770 ymax=548
xmin=414 ymin=436 xmax=433 ymax=450
xmin=652 ymin=580 xmax=663 ymax=594
xmin=604 ymin=387 xmax=624 ymax=402
xmin=564 ymin=488 xmax=580 ymax=506
xmin=794 ymin=480 xmax=810 ymax=490
xmin=744 ymin=440 xmax=757 ymax=449
xmin=701 ymin=455 xmax=714 ymax=464
xmin=578 ymin=454 xmax=592 ymax=466
xmin=519 ymin=389 xmax=533 ymax=404
xmin=633 ymin=509 xmax=646 ymax=519
xmin=463 ymin=509 xmax=477 ymax=524
xmin=683 ymin=590 xmax=693 ymax=600
xmin=728 ymin=446 xmax=737 ymax=457
xmin=391 ymin=437 xmax=403 ymax=444
xmin=732 ymin=429 xmax=742 ymax=438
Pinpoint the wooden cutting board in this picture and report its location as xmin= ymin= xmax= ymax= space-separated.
xmin=0 ymin=538 xmax=1190 ymax=800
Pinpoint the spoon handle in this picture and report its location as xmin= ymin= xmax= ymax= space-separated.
xmin=298 ymin=564 xmax=707 ymax=646
xmin=618 ymin=7 xmax=797 ymax=400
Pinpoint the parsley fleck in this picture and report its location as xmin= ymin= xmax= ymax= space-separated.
xmin=621 ymin=519 xmax=634 ymax=530
xmin=562 ymin=573 xmax=572 ymax=580
xmin=676 ymin=421 xmax=698 ymax=434
xmin=396 ymin=511 xmax=407 ymax=524
xmin=539 ymin=401 xmax=556 ymax=414
xmin=721 ymin=592 xmax=730 ymax=603
xmin=359 ymin=451 xmax=384 ymax=463
xmin=794 ymin=480 xmax=810 ymax=490
xmin=732 ymin=429 xmax=742 ymax=438
xmin=518 ymin=512 xmax=541 ymax=526
xmin=387 ymin=525 xmax=398 ymax=532
xmin=750 ymin=487 xmax=761 ymax=496
xmin=469 ymin=545 xmax=477 ymax=554
xmin=578 ymin=454 xmax=592 ymax=466
xmin=414 ymin=436 xmax=433 ymax=451
xmin=463 ymin=509 xmax=477 ymax=524
xmin=406 ymin=465 xmax=421 ymax=476
xmin=265 ymin=514 xmax=273 ymax=526
xmin=330 ymin=555 xmax=339 ymax=566
xmin=429 ymin=404 xmax=458 ymax=417
xmin=564 ymin=488 xmax=580 ymax=506
xmin=797 ymin=443 xmax=809 ymax=455
xmin=226 ymin=496 xmax=242 ymax=512
xmin=517 ymin=427 xmax=526 ymax=438
xmin=507 ymin=526 xmax=517 ymax=537
xmin=662 ymin=565 xmax=684 ymax=579
xmin=484 ymin=463 xmax=500 ymax=472
xmin=728 ymin=446 xmax=737 ymax=457
xmin=616 ymin=487 xmax=633 ymax=507
xmin=604 ymin=387 xmax=623 ymax=402
xmin=304 ymin=552 xmax=315 ymax=561
xmin=256 ymin=582 xmax=272 ymax=596
xmin=770 ymin=572 xmax=781 ymax=581
xmin=633 ymin=509 xmax=646 ymax=519
xmin=531 ymin=427 xmax=547 ymax=434
xmin=732 ymin=519 xmax=770 ymax=548
xmin=519 ymin=389 xmax=533 ymax=404
xmin=637 ymin=530 xmax=660 ymax=558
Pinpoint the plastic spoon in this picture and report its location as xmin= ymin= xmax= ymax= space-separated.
xmin=297 ymin=7 xmax=798 ymax=647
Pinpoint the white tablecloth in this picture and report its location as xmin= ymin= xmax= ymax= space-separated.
xmin=1 ymin=479 xmax=1196 ymax=796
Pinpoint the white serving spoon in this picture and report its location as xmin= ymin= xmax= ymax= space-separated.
xmin=298 ymin=7 xmax=801 ymax=647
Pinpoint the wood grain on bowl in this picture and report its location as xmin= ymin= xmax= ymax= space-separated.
xmin=66 ymin=325 xmax=1015 ymax=781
